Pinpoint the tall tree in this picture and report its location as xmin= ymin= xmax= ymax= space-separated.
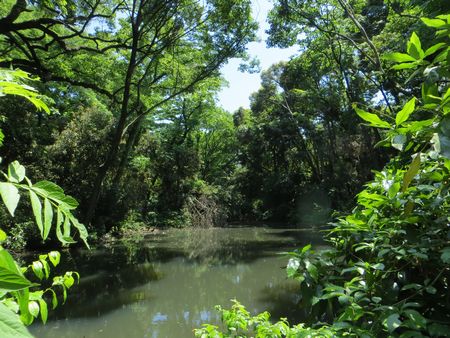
xmin=0 ymin=0 xmax=258 ymax=225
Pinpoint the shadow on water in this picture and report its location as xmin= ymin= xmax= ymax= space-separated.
xmin=32 ymin=227 xmax=324 ymax=334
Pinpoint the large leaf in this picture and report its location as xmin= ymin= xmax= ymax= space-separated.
xmin=396 ymin=98 xmax=416 ymax=126
xmin=424 ymin=43 xmax=446 ymax=57
xmin=0 ymin=303 xmax=33 ymax=338
xmin=353 ymin=106 xmax=391 ymax=128
xmin=32 ymin=181 xmax=78 ymax=210
xmin=0 ymin=183 xmax=20 ymax=217
xmin=421 ymin=17 xmax=446 ymax=28
xmin=29 ymin=191 xmax=43 ymax=237
xmin=43 ymin=198 xmax=53 ymax=240
xmin=383 ymin=53 xmax=416 ymax=63
xmin=0 ymin=249 xmax=32 ymax=292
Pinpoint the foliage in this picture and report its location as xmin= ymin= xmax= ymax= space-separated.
xmin=0 ymin=68 xmax=87 ymax=336
xmin=194 ymin=300 xmax=367 ymax=338
xmin=196 ymin=12 xmax=450 ymax=338
xmin=0 ymin=0 xmax=258 ymax=226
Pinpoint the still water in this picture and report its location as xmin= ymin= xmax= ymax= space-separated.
xmin=30 ymin=227 xmax=323 ymax=338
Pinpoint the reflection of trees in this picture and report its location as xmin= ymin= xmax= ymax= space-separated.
xmin=31 ymin=228 xmax=324 ymax=337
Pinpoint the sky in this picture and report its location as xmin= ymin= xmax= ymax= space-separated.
xmin=217 ymin=0 xmax=298 ymax=113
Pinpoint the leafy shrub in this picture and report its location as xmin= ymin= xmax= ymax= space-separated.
xmin=196 ymin=15 xmax=450 ymax=338
xmin=0 ymin=68 xmax=88 ymax=336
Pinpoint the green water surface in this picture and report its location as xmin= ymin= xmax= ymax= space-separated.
xmin=30 ymin=227 xmax=324 ymax=338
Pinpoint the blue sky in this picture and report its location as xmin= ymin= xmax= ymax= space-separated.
xmin=217 ymin=0 xmax=298 ymax=112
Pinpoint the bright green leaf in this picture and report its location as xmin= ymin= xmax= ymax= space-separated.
xmin=29 ymin=190 xmax=43 ymax=237
xmin=383 ymin=53 xmax=416 ymax=63
xmin=43 ymin=198 xmax=53 ymax=240
xmin=0 ymin=303 xmax=33 ymax=338
xmin=392 ymin=63 xmax=418 ymax=70
xmin=421 ymin=17 xmax=446 ymax=28
xmin=0 ymin=182 xmax=20 ymax=217
xmin=353 ymin=105 xmax=391 ymax=128
xmin=31 ymin=261 xmax=44 ymax=280
xmin=8 ymin=161 xmax=25 ymax=183
xmin=38 ymin=299 xmax=48 ymax=324
xmin=0 ymin=229 xmax=6 ymax=242
xmin=424 ymin=43 xmax=446 ymax=57
xmin=48 ymin=251 xmax=60 ymax=267
xmin=28 ymin=301 xmax=39 ymax=318
xmin=396 ymin=98 xmax=416 ymax=126
xmin=0 ymin=249 xmax=32 ymax=292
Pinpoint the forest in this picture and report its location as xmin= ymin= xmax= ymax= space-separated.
xmin=0 ymin=0 xmax=449 ymax=337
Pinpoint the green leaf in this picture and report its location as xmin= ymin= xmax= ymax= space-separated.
xmin=0 ymin=229 xmax=7 ymax=242
xmin=301 ymin=244 xmax=312 ymax=253
xmin=63 ymin=274 xmax=75 ymax=289
xmin=392 ymin=134 xmax=407 ymax=151
xmin=0 ymin=249 xmax=32 ymax=292
xmin=402 ymin=154 xmax=421 ymax=192
xmin=425 ymin=286 xmax=437 ymax=294
xmin=31 ymin=261 xmax=44 ymax=280
xmin=383 ymin=53 xmax=417 ymax=62
xmin=39 ymin=258 xmax=50 ymax=280
xmin=421 ymin=17 xmax=446 ymax=28
xmin=441 ymin=247 xmax=450 ymax=264
xmin=38 ymin=299 xmax=48 ymax=324
xmin=28 ymin=301 xmax=39 ymax=318
xmin=396 ymin=98 xmax=416 ymax=126
xmin=16 ymin=289 xmax=32 ymax=325
xmin=55 ymin=210 xmax=75 ymax=245
xmin=43 ymin=198 xmax=53 ymax=240
xmin=8 ymin=161 xmax=25 ymax=183
xmin=0 ymin=182 xmax=20 ymax=217
xmin=305 ymin=260 xmax=318 ymax=281
xmin=49 ymin=289 xmax=58 ymax=309
xmin=372 ymin=263 xmax=385 ymax=270
xmin=407 ymin=32 xmax=423 ymax=59
xmin=353 ymin=105 xmax=391 ymax=128
xmin=422 ymin=83 xmax=439 ymax=104
xmin=32 ymin=181 xmax=78 ymax=210
xmin=0 ymin=302 xmax=33 ymax=338
xmin=424 ymin=42 xmax=446 ymax=57
xmin=403 ymin=310 xmax=426 ymax=329
xmin=392 ymin=63 xmax=418 ymax=70
xmin=48 ymin=251 xmax=60 ymax=267
xmin=286 ymin=258 xmax=300 ymax=278
xmin=384 ymin=313 xmax=402 ymax=333
xmin=68 ymin=214 xmax=89 ymax=248
xmin=29 ymin=190 xmax=43 ymax=237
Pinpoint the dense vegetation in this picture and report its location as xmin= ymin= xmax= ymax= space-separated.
xmin=0 ymin=0 xmax=449 ymax=336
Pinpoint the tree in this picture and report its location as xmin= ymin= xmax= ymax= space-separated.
xmin=0 ymin=0 xmax=258 ymax=225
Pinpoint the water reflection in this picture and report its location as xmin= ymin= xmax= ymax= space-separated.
xmin=30 ymin=227 xmax=324 ymax=338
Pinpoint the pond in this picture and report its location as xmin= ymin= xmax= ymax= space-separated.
xmin=30 ymin=227 xmax=324 ymax=338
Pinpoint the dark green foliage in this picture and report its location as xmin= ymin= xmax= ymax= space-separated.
xmin=196 ymin=10 xmax=450 ymax=338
